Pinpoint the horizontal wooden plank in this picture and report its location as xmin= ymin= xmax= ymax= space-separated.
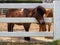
xmin=0 ymin=18 xmax=53 ymax=23
xmin=0 ymin=3 xmax=53 ymax=8
xmin=44 ymin=17 xmax=53 ymax=23
xmin=0 ymin=32 xmax=53 ymax=37
xmin=0 ymin=18 xmax=37 ymax=23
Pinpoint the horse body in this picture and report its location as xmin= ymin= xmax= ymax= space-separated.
xmin=46 ymin=9 xmax=53 ymax=17
xmin=6 ymin=6 xmax=46 ymax=41
xmin=45 ymin=8 xmax=53 ymax=31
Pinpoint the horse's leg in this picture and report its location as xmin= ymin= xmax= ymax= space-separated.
xmin=39 ymin=25 xmax=42 ymax=32
xmin=45 ymin=23 xmax=52 ymax=39
xmin=8 ymin=23 xmax=14 ymax=32
xmin=39 ymin=24 xmax=46 ymax=32
xmin=48 ymin=23 xmax=51 ymax=31
xmin=42 ymin=24 xmax=46 ymax=31
xmin=23 ymin=23 xmax=31 ymax=41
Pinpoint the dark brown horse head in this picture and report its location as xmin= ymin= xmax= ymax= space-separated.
xmin=37 ymin=6 xmax=46 ymax=16
xmin=32 ymin=6 xmax=46 ymax=25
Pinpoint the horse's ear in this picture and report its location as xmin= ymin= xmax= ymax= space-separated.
xmin=36 ymin=6 xmax=46 ymax=16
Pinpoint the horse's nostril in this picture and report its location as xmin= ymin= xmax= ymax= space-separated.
xmin=40 ymin=20 xmax=45 ymax=25
xmin=42 ymin=22 xmax=45 ymax=25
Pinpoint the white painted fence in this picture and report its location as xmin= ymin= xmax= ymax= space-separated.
xmin=54 ymin=1 xmax=60 ymax=40
xmin=0 ymin=18 xmax=53 ymax=37
xmin=0 ymin=3 xmax=55 ymax=40
xmin=0 ymin=3 xmax=53 ymax=8
xmin=42 ymin=0 xmax=53 ymax=3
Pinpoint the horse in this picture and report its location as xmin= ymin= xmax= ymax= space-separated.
xmin=45 ymin=8 xmax=53 ymax=31
xmin=6 ymin=6 xmax=46 ymax=41
xmin=45 ymin=8 xmax=53 ymax=17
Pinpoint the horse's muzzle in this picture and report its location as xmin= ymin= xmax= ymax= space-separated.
xmin=39 ymin=20 xmax=45 ymax=25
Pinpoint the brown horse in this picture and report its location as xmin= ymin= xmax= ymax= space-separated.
xmin=45 ymin=8 xmax=53 ymax=17
xmin=45 ymin=8 xmax=53 ymax=31
xmin=6 ymin=6 xmax=46 ymax=41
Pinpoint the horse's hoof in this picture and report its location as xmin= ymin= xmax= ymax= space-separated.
xmin=24 ymin=37 xmax=30 ymax=41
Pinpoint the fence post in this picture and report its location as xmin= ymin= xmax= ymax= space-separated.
xmin=54 ymin=1 xmax=60 ymax=40
xmin=42 ymin=0 xmax=53 ymax=3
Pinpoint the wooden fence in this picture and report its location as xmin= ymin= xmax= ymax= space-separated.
xmin=0 ymin=3 xmax=56 ymax=40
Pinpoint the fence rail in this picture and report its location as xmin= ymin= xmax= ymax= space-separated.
xmin=0 ymin=17 xmax=53 ymax=23
xmin=0 ymin=32 xmax=53 ymax=37
xmin=0 ymin=3 xmax=53 ymax=8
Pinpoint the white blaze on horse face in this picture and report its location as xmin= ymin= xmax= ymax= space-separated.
xmin=43 ymin=14 xmax=46 ymax=17
xmin=21 ymin=8 xmax=24 ymax=12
